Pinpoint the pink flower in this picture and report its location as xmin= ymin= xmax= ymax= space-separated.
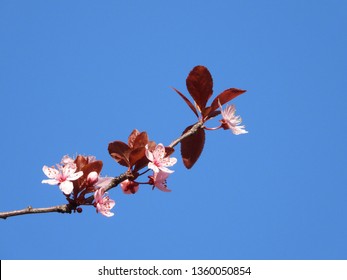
xmin=42 ymin=163 xmax=83 ymax=195
xmin=151 ymin=171 xmax=171 ymax=192
xmin=120 ymin=179 xmax=140 ymax=194
xmin=94 ymin=188 xmax=115 ymax=217
xmin=219 ymin=101 xmax=248 ymax=135
xmin=145 ymin=143 xmax=177 ymax=174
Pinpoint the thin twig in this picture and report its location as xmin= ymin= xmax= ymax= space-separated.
xmin=169 ymin=120 xmax=204 ymax=148
xmin=0 ymin=204 xmax=72 ymax=219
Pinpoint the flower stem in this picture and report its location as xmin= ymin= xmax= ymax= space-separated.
xmin=204 ymin=125 xmax=222 ymax=131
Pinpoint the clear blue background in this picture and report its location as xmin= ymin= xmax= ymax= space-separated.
xmin=1 ymin=0 xmax=346 ymax=259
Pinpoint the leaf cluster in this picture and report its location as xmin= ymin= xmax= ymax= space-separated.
xmin=173 ymin=66 xmax=246 ymax=168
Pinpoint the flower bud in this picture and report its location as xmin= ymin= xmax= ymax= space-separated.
xmin=120 ymin=179 xmax=139 ymax=194
xmin=87 ymin=171 xmax=99 ymax=185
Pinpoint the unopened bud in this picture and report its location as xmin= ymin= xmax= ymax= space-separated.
xmin=87 ymin=171 xmax=99 ymax=185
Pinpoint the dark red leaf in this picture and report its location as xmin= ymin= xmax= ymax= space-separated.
xmin=132 ymin=131 xmax=149 ymax=149
xmin=172 ymin=87 xmax=199 ymax=118
xmin=203 ymin=108 xmax=221 ymax=120
xmin=81 ymin=161 xmax=103 ymax=177
xmin=129 ymin=132 xmax=150 ymax=168
xmin=209 ymin=88 xmax=246 ymax=114
xmin=74 ymin=155 xmax=88 ymax=172
xmin=108 ymin=141 xmax=131 ymax=167
xmin=146 ymin=141 xmax=156 ymax=152
xmin=186 ymin=66 xmax=213 ymax=113
xmin=129 ymin=147 xmax=146 ymax=167
xmin=133 ymin=156 xmax=150 ymax=173
xmin=165 ymin=146 xmax=175 ymax=157
xmin=180 ymin=125 xmax=205 ymax=169
xmin=128 ymin=129 xmax=140 ymax=148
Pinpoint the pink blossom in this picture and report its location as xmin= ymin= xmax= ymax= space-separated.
xmin=152 ymin=171 xmax=171 ymax=192
xmin=94 ymin=188 xmax=115 ymax=217
xmin=145 ymin=143 xmax=177 ymax=174
xmin=219 ymin=101 xmax=248 ymax=135
xmin=120 ymin=179 xmax=140 ymax=194
xmin=42 ymin=163 xmax=83 ymax=195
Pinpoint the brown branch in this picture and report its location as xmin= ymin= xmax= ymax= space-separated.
xmin=0 ymin=204 xmax=73 ymax=219
xmin=0 ymin=121 xmax=204 ymax=219
xmin=169 ymin=120 xmax=204 ymax=148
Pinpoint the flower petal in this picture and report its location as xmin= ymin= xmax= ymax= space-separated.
xmin=59 ymin=181 xmax=74 ymax=195
xmin=101 ymin=210 xmax=114 ymax=217
xmin=153 ymin=171 xmax=171 ymax=192
xmin=158 ymin=166 xmax=174 ymax=173
xmin=62 ymin=164 xmax=78 ymax=177
xmin=96 ymin=176 xmax=113 ymax=188
xmin=67 ymin=170 xmax=84 ymax=181
xmin=41 ymin=179 xmax=60 ymax=185
xmin=94 ymin=188 xmax=104 ymax=201
xmin=162 ymin=157 xmax=177 ymax=167
xmin=145 ymin=145 xmax=154 ymax=161
xmin=148 ymin=162 xmax=160 ymax=173
xmin=153 ymin=143 xmax=165 ymax=159
xmin=106 ymin=197 xmax=116 ymax=209
xmin=42 ymin=166 xmax=59 ymax=179
xmin=61 ymin=155 xmax=74 ymax=165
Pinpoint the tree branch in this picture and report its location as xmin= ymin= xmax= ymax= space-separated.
xmin=0 ymin=204 xmax=73 ymax=219
xmin=169 ymin=120 xmax=204 ymax=148
xmin=0 ymin=121 xmax=204 ymax=220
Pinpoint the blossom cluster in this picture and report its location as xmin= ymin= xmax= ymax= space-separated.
xmin=42 ymin=155 xmax=115 ymax=217
xmin=41 ymin=145 xmax=178 ymax=218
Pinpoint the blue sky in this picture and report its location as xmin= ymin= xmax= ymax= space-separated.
xmin=1 ymin=0 xmax=346 ymax=259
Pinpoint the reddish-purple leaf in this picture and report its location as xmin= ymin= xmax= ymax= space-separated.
xmin=108 ymin=141 xmax=131 ymax=167
xmin=127 ymin=130 xmax=149 ymax=168
xmin=132 ymin=131 xmax=149 ymax=149
xmin=209 ymin=88 xmax=246 ymax=114
xmin=172 ymin=87 xmax=199 ymax=118
xmin=133 ymin=156 xmax=150 ymax=173
xmin=165 ymin=146 xmax=175 ymax=157
xmin=203 ymin=108 xmax=221 ymax=120
xmin=146 ymin=141 xmax=157 ymax=152
xmin=186 ymin=66 xmax=213 ymax=113
xmin=82 ymin=160 xmax=103 ymax=176
xmin=129 ymin=147 xmax=146 ymax=167
xmin=128 ymin=129 xmax=140 ymax=148
xmin=181 ymin=125 xmax=205 ymax=169
xmin=74 ymin=155 xmax=88 ymax=171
